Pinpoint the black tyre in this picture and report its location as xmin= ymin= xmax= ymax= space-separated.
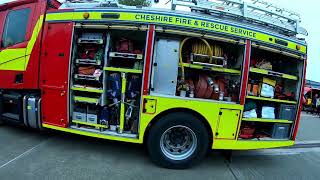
xmin=0 ymin=118 xmax=4 ymax=126
xmin=147 ymin=112 xmax=209 ymax=169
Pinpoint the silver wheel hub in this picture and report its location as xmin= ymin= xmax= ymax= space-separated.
xmin=160 ymin=125 xmax=197 ymax=161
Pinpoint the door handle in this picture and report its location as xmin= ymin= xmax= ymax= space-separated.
xmin=41 ymin=85 xmax=65 ymax=90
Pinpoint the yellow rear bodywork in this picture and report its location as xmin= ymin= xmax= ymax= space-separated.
xmin=139 ymin=95 xmax=294 ymax=150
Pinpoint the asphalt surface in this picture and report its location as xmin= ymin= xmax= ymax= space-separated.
xmin=0 ymin=112 xmax=320 ymax=180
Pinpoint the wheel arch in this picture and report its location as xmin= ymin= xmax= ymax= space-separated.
xmin=143 ymin=108 xmax=213 ymax=146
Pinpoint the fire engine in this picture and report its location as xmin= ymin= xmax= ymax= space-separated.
xmin=0 ymin=0 xmax=307 ymax=169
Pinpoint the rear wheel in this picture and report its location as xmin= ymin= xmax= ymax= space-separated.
xmin=147 ymin=112 xmax=209 ymax=169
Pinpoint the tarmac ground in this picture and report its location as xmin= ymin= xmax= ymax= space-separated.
xmin=0 ymin=112 xmax=319 ymax=180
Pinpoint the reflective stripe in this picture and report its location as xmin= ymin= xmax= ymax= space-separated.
xmin=212 ymin=139 xmax=294 ymax=150
xmin=46 ymin=11 xmax=307 ymax=54
xmin=0 ymin=49 xmax=26 ymax=70
xmin=42 ymin=124 xmax=141 ymax=143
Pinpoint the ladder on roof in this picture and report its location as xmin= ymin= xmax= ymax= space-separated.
xmin=171 ymin=0 xmax=308 ymax=36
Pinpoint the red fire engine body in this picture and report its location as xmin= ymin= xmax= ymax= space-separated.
xmin=0 ymin=0 xmax=307 ymax=169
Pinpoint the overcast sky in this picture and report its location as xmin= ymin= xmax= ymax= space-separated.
xmin=0 ymin=0 xmax=318 ymax=82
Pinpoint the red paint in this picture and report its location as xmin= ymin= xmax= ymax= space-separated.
xmin=48 ymin=0 xmax=61 ymax=9
xmin=40 ymin=22 xmax=73 ymax=127
xmin=142 ymin=25 xmax=155 ymax=95
xmin=239 ymin=40 xmax=251 ymax=105
xmin=293 ymin=58 xmax=307 ymax=140
xmin=0 ymin=11 xmax=7 ymax=49
xmin=0 ymin=0 xmax=47 ymax=89
xmin=0 ymin=0 xmax=37 ymax=11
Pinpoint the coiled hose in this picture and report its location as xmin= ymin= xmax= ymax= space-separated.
xmin=179 ymin=38 xmax=213 ymax=81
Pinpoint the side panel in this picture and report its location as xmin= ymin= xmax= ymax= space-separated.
xmin=40 ymin=22 xmax=73 ymax=127
xmin=152 ymin=38 xmax=180 ymax=95
xmin=140 ymin=95 xmax=295 ymax=149
xmin=140 ymin=95 xmax=244 ymax=142
xmin=216 ymin=109 xmax=240 ymax=139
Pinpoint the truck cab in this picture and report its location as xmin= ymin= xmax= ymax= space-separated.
xmin=0 ymin=0 xmax=59 ymax=125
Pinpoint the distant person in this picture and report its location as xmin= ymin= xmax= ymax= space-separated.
xmin=313 ymin=94 xmax=318 ymax=114
xmin=317 ymin=95 xmax=320 ymax=116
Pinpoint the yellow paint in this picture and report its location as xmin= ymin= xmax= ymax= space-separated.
xmin=213 ymin=139 xmax=294 ymax=150
xmin=72 ymin=120 xmax=108 ymax=128
xmin=45 ymin=12 xmax=74 ymax=22
xmin=119 ymin=73 xmax=127 ymax=132
xmin=251 ymin=44 xmax=304 ymax=60
xmin=246 ymin=96 xmax=297 ymax=104
xmin=181 ymin=63 xmax=241 ymax=74
xmin=250 ymin=67 xmax=298 ymax=80
xmin=45 ymin=94 xmax=296 ymax=149
xmin=216 ymin=109 xmax=240 ymax=139
xmin=74 ymin=96 xmax=99 ymax=104
xmin=46 ymin=11 xmax=307 ymax=53
xmin=139 ymin=95 xmax=295 ymax=150
xmin=0 ymin=15 xmax=44 ymax=71
xmin=242 ymin=118 xmax=293 ymax=124
xmin=144 ymin=98 xmax=157 ymax=114
xmin=0 ymin=54 xmax=26 ymax=71
xmin=139 ymin=95 xmax=243 ymax=142
xmin=42 ymin=124 xmax=140 ymax=143
xmin=71 ymin=87 xmax=103 ymax=93
xmin=104 ymin=67 xmax=142 ymax=74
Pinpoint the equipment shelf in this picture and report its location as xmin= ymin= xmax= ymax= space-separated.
xmin=180 ymin=63 xmax=241 ymax=74
xmin=72 ymin=120 xmax=108 ymax=128
xmin=109 ymin=52 xmax=143 ymax=60
xmin=76 ymin=59 xmax=102 ymax=66
xmin=78 ymin=38 xmax=103 ymax=44
xmin=242 ymin=118 xmax=293 ymax=124
xmin=104 ymin=67 xmax=143 ymax=74
xmin=250 ymin=67 xmax=298 ymax=80
xmin=246 ymin=96 xmax=297 ymax=104
xmin=74 ymin=74 xmax=100 ymax=81
xmin=74 ymin=96 xmax=99 ymax=104
xmin=191 ymin=53 xmax=225 ymax=61
xmin=71 ymin=86 xmax=103 ymax=93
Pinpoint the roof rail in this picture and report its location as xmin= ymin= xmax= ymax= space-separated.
xmin=171 ymin=0 xmax=308 ymax=36
xmin=61 ymin=0 xmax=119 ymax=8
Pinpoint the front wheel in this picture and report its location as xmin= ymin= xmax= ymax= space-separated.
xmin=147 ymin=112 xmax=209 ymax=169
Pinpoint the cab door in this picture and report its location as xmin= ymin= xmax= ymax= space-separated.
xmin=0 ymin=0 xmax=47 ymax=89
xmin=0 ymin=3 xmax=35 ymax=71
xmin=0 ymin=11 xmax=6 ymax=47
